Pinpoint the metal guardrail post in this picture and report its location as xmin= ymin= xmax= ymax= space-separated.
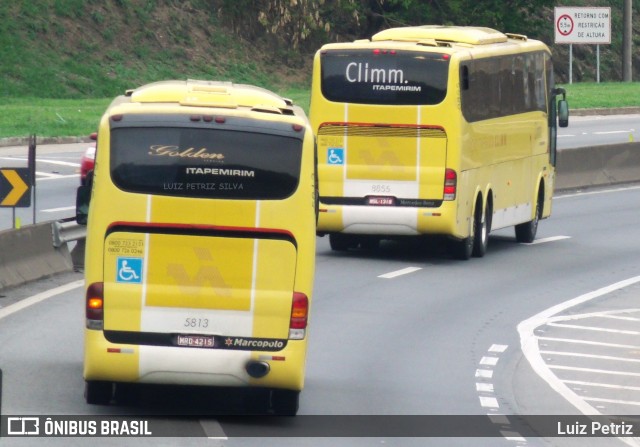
xmin=51 ymin=217 xmax=86 ymax=248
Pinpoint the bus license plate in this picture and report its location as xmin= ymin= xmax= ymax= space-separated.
xmin=368 ymin=196 xmax=395 ymax=206
xmin=176 ymin=334 xmax=215 ymax=348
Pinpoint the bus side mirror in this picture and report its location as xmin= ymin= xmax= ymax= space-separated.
xmin=76 ymin=171 xmax=93 ymax=225
xmin=558 ymin=99 xmax=569 ymax=128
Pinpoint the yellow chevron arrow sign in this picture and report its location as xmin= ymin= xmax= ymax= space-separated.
xmin=0 ymin=168 xmax=31 ymax=207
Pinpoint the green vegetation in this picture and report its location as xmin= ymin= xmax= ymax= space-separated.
xmin=0 ymin=88 xmax=308 ymax=139
xmin=0 ymin=98 xmax=111 ymax=139
xmin=1 ymin=82 xmax=637 ymax=139
xmin=0 ymin=0 xmax=638 ymax=139
xmin=559 ymin=82 xmax=640 ymax=109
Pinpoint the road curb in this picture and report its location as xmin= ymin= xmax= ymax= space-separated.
xmin=0 ymin=136 xmax=92 ymax=148
xmin=570 ymin=106 xmax=640 ymax=117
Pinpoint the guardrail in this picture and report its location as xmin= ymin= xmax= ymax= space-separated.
xmin=51 ymin=216 xmax=86 ymax=248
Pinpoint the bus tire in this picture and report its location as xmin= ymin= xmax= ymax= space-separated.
xmin=473 ymin=199 xmax=491 ymax=258
xmin=329 ymin=233 xmax=354 ymax=251
xmin=85 ymin=380 xmax=113 ymax=405
xmin=271 ymin=389 xmax=300 ymax=416
xmin=515 ymin=194 xmax=542 ymax=243
xmin=449 ymin=235 xmax=473 ymax=260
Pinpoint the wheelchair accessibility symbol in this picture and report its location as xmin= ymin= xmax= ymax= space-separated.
xmin=116 ymin=257 xmax=143 ymax=284
xmin=327 ymin=148 xmax=344 ymax=165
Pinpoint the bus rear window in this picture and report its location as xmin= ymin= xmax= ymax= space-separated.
xmin=110 ymin=127 xmax=302 ymax=200
xmin=321 ymin=49 xmax=449 ymax=105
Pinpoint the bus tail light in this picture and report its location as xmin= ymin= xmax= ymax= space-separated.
xmin=86 ymin=282 xmax=104 ymax=330
xmin=444 ymin=169 xmax=457 ymax=201
xmin=289 ymin=292 xmax=309 ymax=340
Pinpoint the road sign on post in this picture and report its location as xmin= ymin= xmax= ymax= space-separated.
xmin=554 ymin=7 xmax=611 ymax=84
xmin=0 ymin=168 xmax=31 ymax=207
xmin=554 ymin=7 xmax=611 ymax=44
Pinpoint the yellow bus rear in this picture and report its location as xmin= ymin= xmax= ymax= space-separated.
xmin=77 ymin=80 xmax=316 ymax=415
xmin=310 ymin=25 xmax=568 ymax=259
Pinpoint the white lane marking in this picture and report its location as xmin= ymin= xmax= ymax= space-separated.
xmin=594 ymin=314 xmax=640 ymax=322
xmin=540 ymin=350 xmax=640 ymax=363
xmin=547 ymin=321 xmax=640 ymax=335
xmin=476 ymin=383 xmax=494 ymax=392
xmin=377 ymin=266 xmax=422 ymax=279
xmin=0 ymin=156 xmax=80 ymax=168
xmin=0 ymin=280 xmax=84 ymax=320
xmin=583 ymin=397 xmax=640 ymax=406
xmin=479 ymin=356 xmax=499 ymax=366
xmin=36 ymin=172 xmax=64 ymax=178
xmin=557 ymin=134 xmax=575 ymax=137
xmin=549 ymin=365 xmax=640 ymax=378
xmin=594 ymin=130 xmax=633 ymax=135
xmin=477 ymin=342 xmax=525 ymax=441
xmin=557 ymin=184 xmax=640 ymax=199
xmin=523 ymin=235 xmax=571 ymax=245
xmin=475 ymin=369 xmax=493 ymax=379
xmin=43 ymin=206 xmax=76 ymax=213
xmin=518 ymin=275 xmax=640 ymax=416
xmin=564 ymin=380 xmax=640 ymax=392
xmin=38 ymin=174 xmax=80 ymax=181
xmin=488 ymin=414 xmax=509 ymax=424
xmin=489 ymin=344 xmax=508 ymax=353
xmin=538 ymin=336 xmax=640 ymax=350
xmin=500 ymin=432 xmax=526 ymax=442
xmin=199 ymin=419 xmax=228 ymax=440
xmin=479 ymin=396 xmax=499 ymax=409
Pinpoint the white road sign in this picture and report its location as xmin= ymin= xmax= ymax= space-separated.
xmin=554 ymin=7 xmax=611 ymax=44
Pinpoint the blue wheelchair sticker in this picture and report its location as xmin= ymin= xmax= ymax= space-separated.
xmin=116 ymin=257 xmax=143 ymax=284
xmin=327 ymin=148 xmax=344 ymax=165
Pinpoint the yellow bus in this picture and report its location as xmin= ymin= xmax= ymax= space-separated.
xmin=310 ymin=25 xmax=568 ymax=259
xmin=76 ymin=80 xmax=316 ymax=415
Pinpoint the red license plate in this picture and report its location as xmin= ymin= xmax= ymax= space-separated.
xmin=176 ymin=335 xmax=215 ymax=348
xmin=367 ymin=196 xmax=395 ymax=206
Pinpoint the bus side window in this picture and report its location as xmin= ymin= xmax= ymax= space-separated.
xmin=461 ymin=65 xmax=470 ymax=91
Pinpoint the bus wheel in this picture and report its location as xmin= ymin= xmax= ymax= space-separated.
xmin=449 ymin=212 xmax=474 ymax=260
xmin=85 ymin=380 xmax=113 ymax=405
xmin=515 ymin=195 xmax=542 ymax=243
xmin=271 ymin=389 xmax=300 ymax=416
xmin=472 ymin=204 xmax=489 ymax=257
xmin=449 ymin=235 xmax=473 ymax=260
xmin=329 ymin=233 xmax=355 ymax=251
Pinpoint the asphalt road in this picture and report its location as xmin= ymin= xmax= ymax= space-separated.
xmin=0 ymin=143 xmax=87 ymax=230
xmin=1 ymin=116 xmax=640 ymax=446
xmin=558 ymin=114 xmax=639 ymax=149
xmin=1 ymin=184 xmax=640 ymax=447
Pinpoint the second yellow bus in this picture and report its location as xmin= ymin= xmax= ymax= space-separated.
xmin=310 ymin=25 xmax=568 ymax=259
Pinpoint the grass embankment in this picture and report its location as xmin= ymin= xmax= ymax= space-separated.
xmin=0 ymin=83 xmax=636 ymax=140
xmin=0 ymin=87 xmax=310 ymax=140
xmin=559 ymin=82 xmax=640 ymax=110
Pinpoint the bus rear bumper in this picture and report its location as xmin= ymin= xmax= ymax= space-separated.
xmin=317 ymin=203 xmax=458 ymax=237
xmin=83 ymin=330 xmax=306 ymax=391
